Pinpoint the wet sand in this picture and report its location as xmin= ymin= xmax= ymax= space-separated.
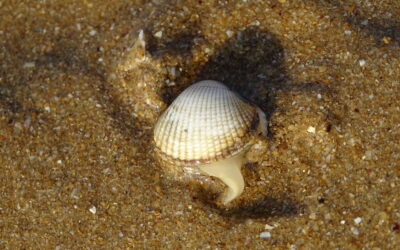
xmin=1 ymin=0 xmax=399 ymax=248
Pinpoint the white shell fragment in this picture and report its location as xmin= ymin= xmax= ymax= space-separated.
xmin=153 ymin=80 xmax=267 ymax=203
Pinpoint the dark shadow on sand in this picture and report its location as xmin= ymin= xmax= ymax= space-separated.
xmin=194 ymin=186 xmax=305 ymax=223
xmin=318 ymin=0 xmax=400 ymax=48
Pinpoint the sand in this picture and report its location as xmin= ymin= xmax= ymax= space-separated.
xmin=0 ymin=0 xmax=399 ymax=248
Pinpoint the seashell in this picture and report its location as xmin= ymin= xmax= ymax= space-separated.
xmin=153 ymin=80 xmax=267 ymax=204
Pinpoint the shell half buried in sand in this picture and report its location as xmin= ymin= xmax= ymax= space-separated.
xmin=153 ymin=80 xmax=267 ymax=204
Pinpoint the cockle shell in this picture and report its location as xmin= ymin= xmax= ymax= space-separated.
xmin=153 ymin=80 xmax=267 ymax=203
xmin=154 ymin=80 xmax=265 ymax=166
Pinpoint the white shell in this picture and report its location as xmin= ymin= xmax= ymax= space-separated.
xmin=153 ymin=80 xmax=264 ymax=166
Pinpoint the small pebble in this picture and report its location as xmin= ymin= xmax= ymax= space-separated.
xmin=226 ymin=30 xmax=234 ymax=37
xmin=154 ymin=30 xmax=163 ymax=38
xmin=359 ymin=59 xmax=366 ymax=67
xmin=382 ymin=36 xmax=392 ymax=44
xmin=24 ymin=117 xmax=31 ymax=128
xmin=89 ymin=29 xmax=97 ymax=36
xmin=245 ymin=219 xmax=254 ymax=225
xmin=307 ymin=126 xmax=316 ymax=134
xmin=23 ymin=62 xmax=35 ymax=68
xmin=264 ymin=224 xmax=274 ymax=230
xmin=260 ymin=232 xmax=271 ymax=239
xmin=351 ymin=227 xmax=359 ymax=235
xmin=354 ymin=217 xmax=362 ymax=224
xmin=89 ymin=206 xmax=97 ymax=214
xmin=257 ymin=73 xmax=266 ymax=79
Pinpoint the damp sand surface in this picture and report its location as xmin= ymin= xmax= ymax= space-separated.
xmin=1 ymin=0 xmax=399 ymax=248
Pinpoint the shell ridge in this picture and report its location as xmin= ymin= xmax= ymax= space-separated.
xmin=163 ymin=90 xmax=192 ymax=158
xmin=186 ymin=84 xmax=205 ymax=160
xmin=220 ymin=88 xmax=232 ymax=156
xmin=215 ymin=89 xmax=224 ymax=154
xmin=177 ymin=86 xmax=199 ymax=160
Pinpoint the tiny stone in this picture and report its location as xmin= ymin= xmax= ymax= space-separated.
xmin=351 ymin=227 xmax=359 ymax=235
xmin=361 ymin=19 xmax=368 ymax=25
xmin=260 ymin=232 xmax=271 ymax=238
xmin=57 ymin=160 xmax=62 ymax=164
xmin=89 ymin=29 xmax=97 ymax=36
xmin=344 ymin=30 xmax=352 ymax=35
xmin=324 ymin=213 xmax=332 ymax=220
xmin=364 ymin=150 xmax=374 ymax=160
xmin=317 ymin=93 xmax=322 ymax=99
xmin=89 ymin=206 xmax=97 ymax=214
xmin=264 ymin=224 xmax=274 ymax=230
xmin=245 ymin=219 xmax=254 ymax=225
xmin=23 ymin=62 xmax=35 ymax=68
xmin=257 ymin=73 xmax=266 ymax=79
xmin=382 ymin=36 xmax=392 ymax=44
xmin=307 ymin=126 xmax=316 ymax=133
xmin=24 ymin=117 xmax=31 ymax=128
xmin=354 ymin=217 xmax=362 ymax=224
xmin=167 ymin=81 xmax=176 ymax=86
xmin=154 ymin=30 xmax=163 ymax=38
xmin=226 ymin=30 xmax=234 ymax=37
xmin=340 ymin=220 xmax=346 ymax=224
xmin=14 ymin=122 xmax=22 ymax=132
xmin=359 ymin=59 xmax=366 ymax=67
xmin=169 ymin=67 xmax=177 ymax=77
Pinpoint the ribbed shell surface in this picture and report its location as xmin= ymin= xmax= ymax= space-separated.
xmin=153 ymin=80 xmax=258 ymax=166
